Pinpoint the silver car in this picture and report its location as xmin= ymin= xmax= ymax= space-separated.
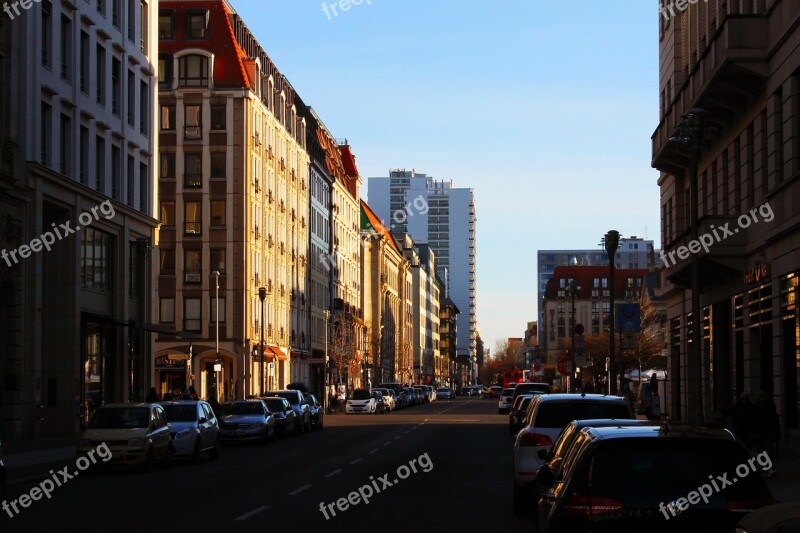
xmin=219 ymin=400 xmax=276 ymax=443
xmin=160 ymin=401 xmax=221 ymax=462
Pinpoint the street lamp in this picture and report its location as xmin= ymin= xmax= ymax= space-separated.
xmin=604 ymin=230 xmax=620 ymax=395
xmin=212 ymin=271 xmax=221 ymax=402
xmin=323 ymin=309 xmax=330 ymax=412
xmin=569 ymin=279 xmax=581 ymax=392
xmin=668 ymin=108 xmax=715 ymax=426
xmin=259 ymin=287 xmax=267 ymax=396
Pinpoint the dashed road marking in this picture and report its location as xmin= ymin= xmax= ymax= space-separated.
xmin=235 ymin=506 xmax=270 ymax=521
xmin=349 ymin=458 xmax=363 ymax=465
xmin=369 ymin=448 xmax=379 ymax=454
xmin=324 ymin=469 xmax=342 ymax=478
xmin=288 ymin=484 xmax=312 ymax=496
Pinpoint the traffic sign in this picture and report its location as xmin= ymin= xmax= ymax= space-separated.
xmin=557 ymin=356 xmax=572 ymax=375
xmin=575 ymin=323 xmax=584 ymax=335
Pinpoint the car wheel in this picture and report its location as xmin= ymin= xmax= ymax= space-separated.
xmin=191 ymin=439 xmax=202 ymax=463
xmin=513 ymin=482 xmax=532 ymax=515
xmin=210 ymin=437 xmax=221 ymax=459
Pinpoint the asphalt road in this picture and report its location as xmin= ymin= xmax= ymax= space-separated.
xmin=2 ymin=398 xmax=532 ymax=532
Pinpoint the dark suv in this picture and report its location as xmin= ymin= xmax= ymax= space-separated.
xmin=511 ymin=382 xmax=552 ymax=406
xmin=265 ymin=390 xmax=312 ymax=434
xmin=537 ymin=425 xmax=774 ymax=531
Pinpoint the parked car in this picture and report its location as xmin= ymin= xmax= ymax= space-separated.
xmin=378 ymin=383 xmax=404 ymax=396
xmin=488 ymin=385 xmax=503 ymax=399
xmin=513 ymin=394 xmax=633 ymax=513
xmin=219 ymin=400 xmax=275 ymax=443
xmin=373 ymin=388 xmax=396 ymax=411
xmin=459 ymin=386 xmax=475 ymax=396
xmin=266 ymin=390 xmax=312 ymax=433
xmin=303 ymin=393 xmax=324 ymax=429
xmin=370 ymin=390 xmax=387 ymax=414
xmin=436 ymin=387 xmax=454 ymax=400
xmin=537 ymin=425 xmax=774 ymax=531
xmin=347 ymin=388 xmax=377 ymax=414
xmin=262 ymin=397 xmax=297 ymax=436
xmin=0 ymin=438 xmax=6 ymax=502
xmin=425 ymin=385 xmax=437 ymax=402
xmin=160 ymin=400 xmax=221 ymax=462
xmin=402 ymin=387 xmax=418 ymax=406
xmin=498 ymin=388 xmax=516 ymax=414
xmin=414 ymin=386 xmax=430 ymax=403
xmin=735 ymin=502 xmax=800 ymax=533
xmin=511 ymin=382 xmax=552 ymax=406
xmin=508 ymin=394 xmax=534 ymax=436
xmin=78 ymin=403 xmax=172 ymax=470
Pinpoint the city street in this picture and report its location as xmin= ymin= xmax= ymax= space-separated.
xmin=2 ymin=399 xmax=530 ymax=531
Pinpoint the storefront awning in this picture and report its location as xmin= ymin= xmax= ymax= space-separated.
xmin=268 ymin=346 xmax=287 ymax=361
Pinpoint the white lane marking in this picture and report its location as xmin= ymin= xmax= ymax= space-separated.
xmin=349 ymin=458 xmax=363 ymax=465
xmin=404 ymin=431 xmax=410 ymax=435
xmin=288 ymin=484 xmax=312 ymax=496
xmin=394 ymin=436 xmax=402 ymax=440
xmin=235 ymin=506 xmax=270 ymax=521
xmin=324 ymin=469 xmax=342 ymax=478
xmin=369 ymin=448 xmax=379 ymax=454
xmin=383 ymin=441 xmax=391 ymax=447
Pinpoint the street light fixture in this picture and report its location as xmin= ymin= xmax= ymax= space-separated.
xmin=212 ymin=270 xmax=221 ymax=402
xmin=604 ymin=230 xmax=620 ymax=395
xmin=258 ymin=287 xmax=267 ymax=396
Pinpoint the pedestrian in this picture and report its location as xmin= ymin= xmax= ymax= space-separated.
xmin=753 ymin=390 xmax=780 ymax=476
xmin=145 ymin=387 xmax=160 ymax=403
xmin=583 ymin=379 xmax=595 ymax=394
xmin=731 ymin=391 xmax=756 ymax=449
xmin=185 ymin=385 xmax=199 ymax=400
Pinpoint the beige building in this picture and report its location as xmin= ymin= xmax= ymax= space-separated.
xmin=652 ymin=0 xmax=799 ymax=436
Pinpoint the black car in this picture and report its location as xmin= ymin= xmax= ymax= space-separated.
xmin=537 ymin=425 xmax=775 ymax=532
xmin=508 ymin=394 xmax=534 ymax=436
xmin=303 ymin=393 xmax=324 ymax=429
xmin=262 ymin=397 xmax=298 ymax=436
xmin=265 ymin=390 xmax=312 ymax=434
xmin=370 ymin=390 xmax=387 ymax=414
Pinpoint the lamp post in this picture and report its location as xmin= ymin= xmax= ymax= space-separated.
xmin=604 ymin=230 xmax=620 ymax=395
xmin=569 ymin=279 xmax=581 ymax=392
xmin=213 ymin=271 xmax=220 ymax=402
xmin=259 ymin=287 xmax=267 ymax=396
xmin=668 ymin=108 xmax=714 ymax=426
xmin=323 ymin=309 xmax=330 ymax=412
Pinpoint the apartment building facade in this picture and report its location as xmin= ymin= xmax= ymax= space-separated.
xmin=652 ymin=0 xmax=800 ymax=436
xmin=0 ymin=0 xmax=159 ymax=440
xmin=154 ymin=0 xmax=310 ymax=400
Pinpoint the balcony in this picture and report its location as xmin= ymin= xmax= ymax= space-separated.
xmin=184 ymin=126 xmax=202 ymax=140
xmin=184 ymin=270 xmax=201 ymax=284
xmin=652 ymin=14 xmax=768 ymax=174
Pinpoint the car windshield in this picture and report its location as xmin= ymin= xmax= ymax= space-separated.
xmin=502 ymin=389 xmax=515 ymax=396
xmin=269 ymin=392 xmax=299 ymax=405
xmin=352 ymin=389 xmax=371 ymax=400
xmin=437 ymin=388 xmax=449 ymax=393
xmin=534 ymin=402 xmax=631 ymax=428
xmin=162 ymin=405 xmax=197 ymax=422
xmin=223 ymin=402 xmax=264 ymax=415
xmin=515 ymin=396 xmax=533 ymax=410
xmin=89 ymin=407 xmax=150 ymax=429
xmin=264 ymin=400 xmax=285 ymax=412
xmin=515 ymin=384 xmax=550 ymax=395
xmin=586 ymin=439 xmax=771 ymax=504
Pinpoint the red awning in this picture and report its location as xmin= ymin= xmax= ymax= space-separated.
xmin=268 ymin=346 xmax=287 ymax=361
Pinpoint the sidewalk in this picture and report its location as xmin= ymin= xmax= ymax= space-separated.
xmin=3 ymin=436 xmax=80 ymax=485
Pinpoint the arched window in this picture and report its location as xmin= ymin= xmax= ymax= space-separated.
xmin=178 ymin=54 xmax=208 ymax=87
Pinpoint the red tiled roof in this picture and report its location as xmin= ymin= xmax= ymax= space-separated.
xmin=338 ymin=145 xmax=359 ymax=199
xmin=360 ymin=200 xmax=401 ymax=254
xmin=544 ymin=265 xmax=649 ymax=300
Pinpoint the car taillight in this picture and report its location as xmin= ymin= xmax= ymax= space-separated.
xmin=725 ymin=498 xmax=774 ymax=512
xmin=519 ymin=432 xmax=552 ymax=447
xmin=564 ymin=494 xmax=623 ymax=515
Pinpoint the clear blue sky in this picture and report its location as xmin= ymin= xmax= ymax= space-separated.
xmin=229 ymin=0 xmax=661 ymax=352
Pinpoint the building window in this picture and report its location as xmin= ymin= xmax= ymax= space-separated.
xmin=160 ymin=248 xmax=174 ymax=274
xmin=139 ymin=162 xmax=148 ymax=212
xmin=210 ymin=152 xmax=225 ymax=178
xmin=184 ymin=104 xmax=201 ymax=139
xmin=210 ymin=297 xmax=225 ymax=323
xmin=210 ymin=201 xmax=225 ymax=226
xmin=159 ymin=152 xmax=175 ymax=179
xmin=59 ymin=113 xmax=71 ymax=177
xmin=184 ymin=298 xmax=201 ymax=331
xmin=184 ymin=201 xmax=201 ymax=235
xmin=60 ymin=15 xmax=71 ymax=81
xmin=79 ymin=126 xmax=89 ymax=185
xmin=184 ymin=250 xmax=201 ymax=283
xmin=95 ymin=135 xmax=105 ymax=192
xmin=81 ymin=227 xmax=112 ymax=291
xmin=41 ymin=1 xmax=51 ymax=66
xmin=127 ymin=155 xmax=135 ymax=207
xmin=111 ymin=0 xmax=120 ymax=28
xmin=160 ymin=201 xmax=174 ymax=225
xmin=139 ymin=81 xmax=148 ymax=134
xmin=40 ymin=101 xmax=51 ymax=165
xmin=158 ymin=54 xmax=172 ymax=88
xmin=111 ymin=57 xmax=121 ymax=115
xmin=111 ymin=145 xmax=120 ymax=200
xmin=210 ymin=248 xmax=225 ymax=272
xmin=140 ymin=1 xmax=148 ymax=52
xmin=210 ymin=104 xmax=225 ymax=130
xmin=160 ymin=105 xmax=175 ymax=130
xmin=127 ymin=0 xmax=135 ymax=42
xmin=158 ymin=9 xmax=175 ymax=39
xmin=96 ymin=44 xmax=106 ymax=105
xmin=601 ymin=277 xmax=608 ymax=288
xmin=187 ymin=10 xmax=208 ymax=39
xmin=178 ymin=55 xmax=208 ymax=87
xmin=96 ymin=0 xmax=105 ymax=16
xmin=80 ymin=30 xmax=89 ymax=93
xmin=160 ymin=298 xmax=175 ymax=323
xmin=127 ymin=70 xmax=135 ymax=126
xmin=184 ymin=153 xmax=202 ymax=188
